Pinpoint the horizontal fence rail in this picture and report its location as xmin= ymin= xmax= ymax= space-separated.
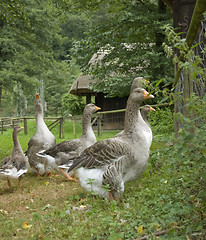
xmin=0 ymin=102 xmax=171 ymax=138
xmin=0 ymin=117 xmax=64 ymax=138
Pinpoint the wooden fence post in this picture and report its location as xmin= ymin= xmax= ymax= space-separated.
xmin=97 ymin=114 xmax=102 ymax=138
xmin=73 ymin=118 xmax=76 ymax=138
xmin=24 ymin=118 xmax=28 ymax=135
xmin=59 ymin=117 xmax=62 ymax=139
xmin=62 ymin=117 xmax=64 ymax=139
xmin=12 ymin=119 xmax=15 ymax=128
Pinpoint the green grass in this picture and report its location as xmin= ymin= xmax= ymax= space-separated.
xmin=0 ymin=119 xmax=205 ymax=239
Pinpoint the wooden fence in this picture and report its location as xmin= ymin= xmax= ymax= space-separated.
xmin=0 ymin=117 xmax=65 ymax=138
xmin=72 ymin=102 xmax=170 ymax=138
xmin=0 ymin=102 xmax=170 ymax=138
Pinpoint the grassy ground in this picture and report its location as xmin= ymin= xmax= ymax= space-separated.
xmin=0 ymin=118 xmax=205 ymax=239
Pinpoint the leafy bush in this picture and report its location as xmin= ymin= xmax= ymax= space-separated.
xmin=159 ymin=94 xmax=206 ymax=238
xmin=149 ymin=106 xmax=174 ymax=135
xmin=61 ymin=93 xmax=86 ymax=116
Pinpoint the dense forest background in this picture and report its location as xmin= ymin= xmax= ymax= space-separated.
xmin=0 ymin=0 xmax=174 ymax=117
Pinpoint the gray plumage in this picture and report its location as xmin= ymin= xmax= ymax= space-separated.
xmin=63 ymin=88 xmax=154 ymax=200
xmin=130 ymin=77 xmax=149 ymax=93
xmin=0 ymin=126 xmax=28 ymax=189
xmin=116 ymin=77 xmax=150 ymax=138
xmin=141 ymin=105 xmax=155 ymax=129
xmin=37 ymin=104 xmax=100 ymax=180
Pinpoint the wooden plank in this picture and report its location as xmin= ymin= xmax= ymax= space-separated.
xmin=59 ymin=118 xmax=62 ymax=139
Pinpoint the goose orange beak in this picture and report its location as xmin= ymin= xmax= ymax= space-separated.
xmin=20 ymin=126 xmax=24 ymax=129
xmin=150 ymin=106 xmax=156 ymax=111
xmin=145 ymin=79 xmax=150 ymax=84
xmin=95 ymin=106 xmax=101 ymax=111
xmin=35 ymin=93 xmax=40 ymax=99
xmin=143 ymin=90 xmax=154 ymax=99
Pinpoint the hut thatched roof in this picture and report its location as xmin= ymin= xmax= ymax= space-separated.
xmin=69 ymin=75 xmax=97 ymax=96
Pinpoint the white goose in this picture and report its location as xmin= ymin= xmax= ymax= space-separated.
xmin=62 ymin=88 xmax=154 ymax=200
xmin=26 ymin=93 xmax=56 ymax=177
xmin=0 ymin=126 xmax=28 ymax=189
xmin=37 ymin=103 xmax=101 ymax=181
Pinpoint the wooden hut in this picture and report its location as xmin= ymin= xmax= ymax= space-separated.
xmin=70 ymin=74 xmax=127 ymax=130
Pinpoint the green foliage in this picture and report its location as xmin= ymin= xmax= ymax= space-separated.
xmin=0 ymin=0 xmax=84 ymax=117
xmin=71 ymin=0 xmax=173 ymax=97
xmin=149 ymin=106 xmax=174 ymax=135
xmin=91 ymin=75 xmax=132 ymax=97
xmin=62 ymin=93 xmax=86 ymax=116
xmin=163 ymin=24 xmax=206 ymax=87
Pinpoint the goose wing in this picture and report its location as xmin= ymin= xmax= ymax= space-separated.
xmin=67 ymin=138 xmax=131 ymax=172
xmin=0 ymin=156 xmax=12 ymax=167
xmin=0 ymin=153 xmax=28 ymax=179
xmin=43 ymin=139 xmax=82 ymax=157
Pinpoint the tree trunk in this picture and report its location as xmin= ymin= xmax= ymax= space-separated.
xmin=173 ymin=0 xmax=206 ymax=136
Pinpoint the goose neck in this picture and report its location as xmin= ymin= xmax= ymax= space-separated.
xmin=82 ymin=113 xmax=92 ymax=136
xmin=124 ymin=100 xmax=141 ymax=133
xmin=12 ymin=131 xmax=23 ymax=154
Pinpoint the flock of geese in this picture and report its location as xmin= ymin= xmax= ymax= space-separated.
xmin=0 ymin=77 xmax=155 ymax=201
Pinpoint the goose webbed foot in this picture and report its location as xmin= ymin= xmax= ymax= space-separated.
xmin=59 ymin=168 xmax=77 ymax=182
xmin=36 ymin=168 xmax=41 ymax=178
xmin=47 ymin=172 xmax=52 ymax=177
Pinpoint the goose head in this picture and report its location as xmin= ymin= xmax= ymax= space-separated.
xmin=13 ymin=126 xmax=24 ymax=134
xmin=141 ymin=105 xmax=156 ymax=113
xmin=130 ymin=88 xmax=154 ymax=103
xmin=83 ymin=103 xmax=101 ymax=116
xmin=130 ymin=77 xmax=150 ymax=93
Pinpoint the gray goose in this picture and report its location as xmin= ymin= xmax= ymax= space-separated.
xmin=116 ymin=76 xmax=150 ymax=138
xmin=0 ymin=126 xmax=28 ymax=189
xmin=141 ymin=105 xmax=155 ymax=128
xmin=26 ymin=93 xmax=56 ymax=177
xmin=62 ymin=88 xmax=154 ymax=200
xmin=37 ymin=103 xmax=101 ymax=181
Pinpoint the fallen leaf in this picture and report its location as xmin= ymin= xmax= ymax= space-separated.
xmin=45 ymin=182 xmax=49 ymax=186
xmin=22 ymin=222 xmax=31 ymax=229
xmin=137 ymin=225 xmax=143 ymax=234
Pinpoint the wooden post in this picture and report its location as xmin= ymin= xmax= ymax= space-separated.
xmin=59 ymin=118 xmax=62 ymax=139
xmin=97 ymin=114 xmax=102 ymax=138
xmin=62 ymin=117 xmax=64 ymax=139
xmin=73 ymin=118 xmax=76 ymax=138
xmin=12 ymin=119 xmax=15 ymax=128
xmin=24 ymin=117 xmax=28 ymax=135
